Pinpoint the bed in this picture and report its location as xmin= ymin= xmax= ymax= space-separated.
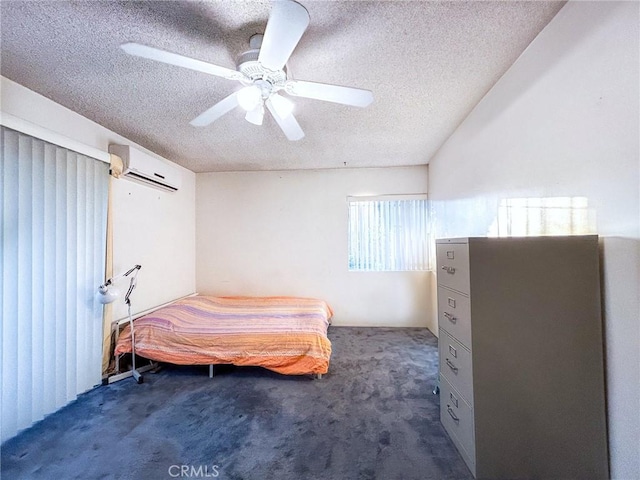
xmin=114 ymin=295 xmax=333 ymax=376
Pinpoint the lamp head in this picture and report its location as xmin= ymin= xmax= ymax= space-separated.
xmin=97 ymin=283 xmax=121 ymax=304
xmin=97 ymin=265 xmax=141 ymax=306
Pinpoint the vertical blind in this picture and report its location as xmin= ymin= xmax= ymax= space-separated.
xmin=1 ymin=126 xmax=108 ymax=442
xmin=348 ymin=196 xmax=429 ymax=271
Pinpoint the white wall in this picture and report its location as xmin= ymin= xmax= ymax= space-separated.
xmin=0 ymin=77 xmax=197 ymax=319
xmin=427 ymin=2 xmax=639 ymax=478
xmin=196 ymin=166 xmax=433 ymax=328
xmin=109 ymin=175 xmax=195 ymax=320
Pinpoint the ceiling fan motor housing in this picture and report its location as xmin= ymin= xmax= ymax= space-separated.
xmin=237 ymin=34 xmax=288 ymax=89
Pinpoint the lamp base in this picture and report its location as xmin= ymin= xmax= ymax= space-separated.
xmin=103 ymin=362 xmax=158 ymax=385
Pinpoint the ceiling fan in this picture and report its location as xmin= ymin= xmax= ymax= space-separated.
xmin=121 ymin=0 xmax=374 ymax=141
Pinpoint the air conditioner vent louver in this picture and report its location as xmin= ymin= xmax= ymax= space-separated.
xmin=126 ymin=171 xmax=178 ymax=192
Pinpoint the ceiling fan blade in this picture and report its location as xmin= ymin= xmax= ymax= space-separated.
xmin=269 ymin=93 xmax=295 ymax=118
xmin=266 ymin=97 xmax=304 ymax=141
xmin=245 ymin=103 xmax=265 ymax=126
xmin=258 ymin=0 xmax=309 ymax=71
xmin=285 ymin=80 xmax=374 ymax=107
xmin=121 ymin=42 xmax=243 ymax=81
xmin=190 ymin=92 xmax=240 ymax=127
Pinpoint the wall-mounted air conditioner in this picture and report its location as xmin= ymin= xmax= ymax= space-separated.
xmin=108 ymin=144 xmax=181 ymax=192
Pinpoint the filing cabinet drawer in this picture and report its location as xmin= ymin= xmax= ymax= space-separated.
xmin=439 ymin=328 xmax=473 ymax=405
xmin=440 ymin=374 xmax=476 ymax=473
xmin=436 ymin=242 xmax=470 ymax=294
xmin=437 ymin=286 xmax=471 ymax=348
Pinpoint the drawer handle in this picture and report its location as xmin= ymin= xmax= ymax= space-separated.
xmin=447 ymin=405 xmax=460 ymax=423
xmin=441 ymin=266 xmax=456 ymax=274
xmin=443 ymin=312 xmax=457 ymax=323
xmin=445 ymin=358 xmax=458 ymax=373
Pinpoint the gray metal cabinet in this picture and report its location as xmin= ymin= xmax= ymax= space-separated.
xmin=436 ymin=236 xmax=608 ymax=479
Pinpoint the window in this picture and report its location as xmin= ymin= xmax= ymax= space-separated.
xmin=348 ymin=195 xmax=429 ymax=271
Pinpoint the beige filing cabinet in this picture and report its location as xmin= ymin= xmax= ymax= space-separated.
xmin=436 ymin=236 xmax=608 ymax=479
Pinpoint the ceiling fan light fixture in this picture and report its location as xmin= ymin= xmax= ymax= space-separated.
xmin=245 ymin=103 xmax=265 ymax=126
xmin=237 ymin=85 xmax=262 ymax=111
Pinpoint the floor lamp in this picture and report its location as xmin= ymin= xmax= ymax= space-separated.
xmin=97 ymin=264 xmax=145 ymax=383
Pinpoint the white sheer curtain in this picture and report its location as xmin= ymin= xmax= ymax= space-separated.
xmin=1 ymin=126 xmax=108 ymax=442
xmin=348 ymin=196 xmax=429 ymax=271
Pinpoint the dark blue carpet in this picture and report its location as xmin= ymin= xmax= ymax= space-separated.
xmin=1 ymin=327 xmax=472 ymax=480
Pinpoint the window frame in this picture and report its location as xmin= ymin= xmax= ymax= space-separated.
xmin=347 ymin=194 xmax=430 ymax=272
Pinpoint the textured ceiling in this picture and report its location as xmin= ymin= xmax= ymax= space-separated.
xmin=0 ymin=0 xmax=565 ymax=172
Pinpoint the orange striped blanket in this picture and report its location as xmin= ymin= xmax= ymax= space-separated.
xmin=114 ymin=295 xmax=333 ymax=375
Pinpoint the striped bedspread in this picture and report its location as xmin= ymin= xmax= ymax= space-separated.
xmin=114 ymin=295 xmax=333 ymax=375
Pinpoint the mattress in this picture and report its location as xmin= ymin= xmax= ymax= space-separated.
xmin=114 ymin=295 xmax=333 ymax=375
